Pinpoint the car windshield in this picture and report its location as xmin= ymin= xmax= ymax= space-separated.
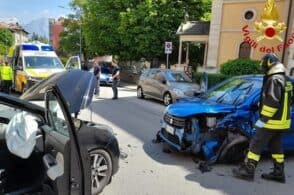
xmin=101 ymin=67 xmax=111 ymax=74
xmin=202 ymin=78 xmax=262 ymax=105
xmin=24 ymin=56 xmax=64 ymax=69
xmin=166 ymin=72 xmax=192 ymax=83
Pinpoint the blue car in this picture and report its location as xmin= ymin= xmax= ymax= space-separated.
xmin=157 ymin=75 xmax=294 ymax=163
xmin=89 ymin=66 xmax=113 ymax=86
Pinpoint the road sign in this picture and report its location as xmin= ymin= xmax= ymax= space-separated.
xmin=165 ymin=42 xmax=172 ymax=54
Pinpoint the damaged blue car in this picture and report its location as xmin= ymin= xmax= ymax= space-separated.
xmin=157 ymin=75 xmax=294 ymax=163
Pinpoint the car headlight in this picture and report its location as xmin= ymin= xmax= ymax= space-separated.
xmin=172 ymin=88 xmax=184 ymax=97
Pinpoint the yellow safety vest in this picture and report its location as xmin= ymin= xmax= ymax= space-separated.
xmin=1 ymin=66 xmax=13 ymax=81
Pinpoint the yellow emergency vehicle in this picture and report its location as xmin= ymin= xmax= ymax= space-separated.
xmin=9 ymin=42 xmax=66 ymax=93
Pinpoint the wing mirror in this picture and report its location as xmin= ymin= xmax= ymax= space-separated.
xmin=15 ymin=66 xmax=23 ymax=71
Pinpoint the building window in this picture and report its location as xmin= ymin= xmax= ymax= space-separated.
xmin=239 ymin=42 xmax=251 ymax=59
xmin=243 ymin=9 xmax=256 ymax=21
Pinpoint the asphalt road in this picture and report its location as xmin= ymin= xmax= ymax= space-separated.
xmin=79 ymin=84 xmax=294 ymax=195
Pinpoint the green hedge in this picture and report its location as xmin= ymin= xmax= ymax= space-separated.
xmin=220 ymin=58 xmax=261 ymax=76
xmin=193 ymin=72 xmax=230 ymax=88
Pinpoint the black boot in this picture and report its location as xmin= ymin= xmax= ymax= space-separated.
xmin=232 ymin=159 xmax=257 ymax=181
xmin=261 ymin=162 xmax=285 ymax=183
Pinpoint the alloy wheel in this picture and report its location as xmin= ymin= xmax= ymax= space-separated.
xmin=90 ymin=150 xmax=112 ymax=194
xmin=163 ymin=93 xmax=172 ymax=106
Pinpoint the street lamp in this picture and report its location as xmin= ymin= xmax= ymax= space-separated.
xmin=58 ymin=5 xmax=82 ymax=59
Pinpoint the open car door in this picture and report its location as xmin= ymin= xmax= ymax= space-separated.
xmin=65 ymin=56 xmax=82 ymax=70
xmin=0 ymin=94 xmax=86 ymax=194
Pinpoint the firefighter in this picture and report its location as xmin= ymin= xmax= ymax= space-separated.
xmin=0 ymin=60 xmax=13 ymax=94
xmin=232 ymin=53 xmax=292 ymax=183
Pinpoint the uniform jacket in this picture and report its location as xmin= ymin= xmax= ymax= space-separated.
xmin=259 ymin=63 xmax=292 ymax=131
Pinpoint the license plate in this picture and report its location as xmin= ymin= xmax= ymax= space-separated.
xmin=166 ymin=125 xmax=175 ymax=134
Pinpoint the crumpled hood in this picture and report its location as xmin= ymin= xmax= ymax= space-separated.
xmin=21 ymin=70 xmax=96 ymax=114
xmin=167 ymin=98 xmax=235 ymax=118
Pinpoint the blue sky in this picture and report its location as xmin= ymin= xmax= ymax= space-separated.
xmin=0 ymin=0 xmax=72 ymax=24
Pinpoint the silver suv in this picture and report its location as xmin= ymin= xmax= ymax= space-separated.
xmin=137 ymin=69 xmax=200 ymax=106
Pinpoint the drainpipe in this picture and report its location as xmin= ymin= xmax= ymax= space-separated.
xmin=281 ymin=0 xmax=293 ymax=64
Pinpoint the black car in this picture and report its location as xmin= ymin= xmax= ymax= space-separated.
xmin=0 ymin=70 xmax=119 ymax=195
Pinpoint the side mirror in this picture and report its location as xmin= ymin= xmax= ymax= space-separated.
xmin=15 ymin=66 xmax=23 ymax=70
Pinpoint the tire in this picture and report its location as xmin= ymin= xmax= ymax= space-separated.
xmin=163 ymin=92 xmax=172 ymax=106
xmin=90 ymin=149 xmax=113 ymax=195
xmin=137 ymin=87 xmax=145 ymax=99
xmin=221 ymin=142 xmax=249 ymax=164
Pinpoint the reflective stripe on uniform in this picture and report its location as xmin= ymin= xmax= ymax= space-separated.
xmin=285 ymin=82 xmax=293 ymax=92
xmin=264 ymin=92 xmax=291 ymax=130
xmin=247 ymin=151 xmax=260 ymax=162
xmin=272 ymin=154 xmax=284 ymax=163
xmin=261 ymin=105 xmax=278 ymax=117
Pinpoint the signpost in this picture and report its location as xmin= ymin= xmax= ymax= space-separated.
xmin=165 ymin=42 xmax=172 ymax=69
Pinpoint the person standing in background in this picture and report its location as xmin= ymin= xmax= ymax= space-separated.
xmin=93 ymin=61 xmax=101 ymax=98
xmin=0 ymin=61 xmax=13 ymax=94
xmin=111 ymin=60 xmax=120 ymax=100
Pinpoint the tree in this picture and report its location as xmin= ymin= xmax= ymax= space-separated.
xmin=81 ymin=0 xmax=212 ymax=62
xmin=0 ymin=28 xmax=14 ymax=55
xmin=59 ymin=14 xmax=81 ymax=56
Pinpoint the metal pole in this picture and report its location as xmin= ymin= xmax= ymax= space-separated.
xmin=167 ymin=54 xmax=170 ymax=69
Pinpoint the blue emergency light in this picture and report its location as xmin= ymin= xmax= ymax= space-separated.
xmin=41 ymin=46 xmax=54 ymax=51
xmin=22 ymin=45 xmax=39 ymax=51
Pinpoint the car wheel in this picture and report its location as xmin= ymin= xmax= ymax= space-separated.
xmin=137 ymin=87 xmax=145 ymax=99
xmin=90 ymin=149 xmax=113 ymax=195
xmin=163 ymin=92 xmax=172 ymax=106
xmin=221 ymin=142 xmax=249 ymax=164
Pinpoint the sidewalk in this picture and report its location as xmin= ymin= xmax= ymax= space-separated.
xmin=119 ymin=81 xmax=137 ymax=90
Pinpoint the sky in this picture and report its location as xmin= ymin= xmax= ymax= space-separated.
xmin=0 ymin=0 xmax=72 ymax=25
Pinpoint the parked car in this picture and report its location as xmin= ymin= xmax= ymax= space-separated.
xmin=89 ymin=64 xmax=113 ymax=86
xmin=156 ymin=75 xmax=294 ymax=163
xmin=137 ymin=69 xmax=200 ymax=106
xmin=0 ymin=70 xmax=119 ymax=194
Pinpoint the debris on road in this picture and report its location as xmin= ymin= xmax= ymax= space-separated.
xmin=198 ymin=161 xmax=213 ymax=173
xmin=120 ymin=151 xmax=128 ymax=159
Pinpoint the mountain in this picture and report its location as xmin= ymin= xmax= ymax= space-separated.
xmin=24 ymin=18 xmax=49 ymax=38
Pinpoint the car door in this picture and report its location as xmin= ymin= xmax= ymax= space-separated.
xmin=152 ymin=72 xmax=167 ymax=99
xmin=65 ymin=56 xmax=82 ymax=70
xmin=44 ymin=90 xmax=85 ymax=195
xmin=146 ymin=70 xmax=161 ymax=97
xmin=0 ymin=94 xmax=80 ymax=194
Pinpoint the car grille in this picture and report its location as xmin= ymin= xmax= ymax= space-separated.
xmin=161 ymin=129 xmax=180 ymax=145
xmin=164 ymin=114 xmax=185 ymax=128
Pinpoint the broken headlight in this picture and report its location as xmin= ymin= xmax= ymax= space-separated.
xmin=206 ymin=117 xmax=217 ymax=128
